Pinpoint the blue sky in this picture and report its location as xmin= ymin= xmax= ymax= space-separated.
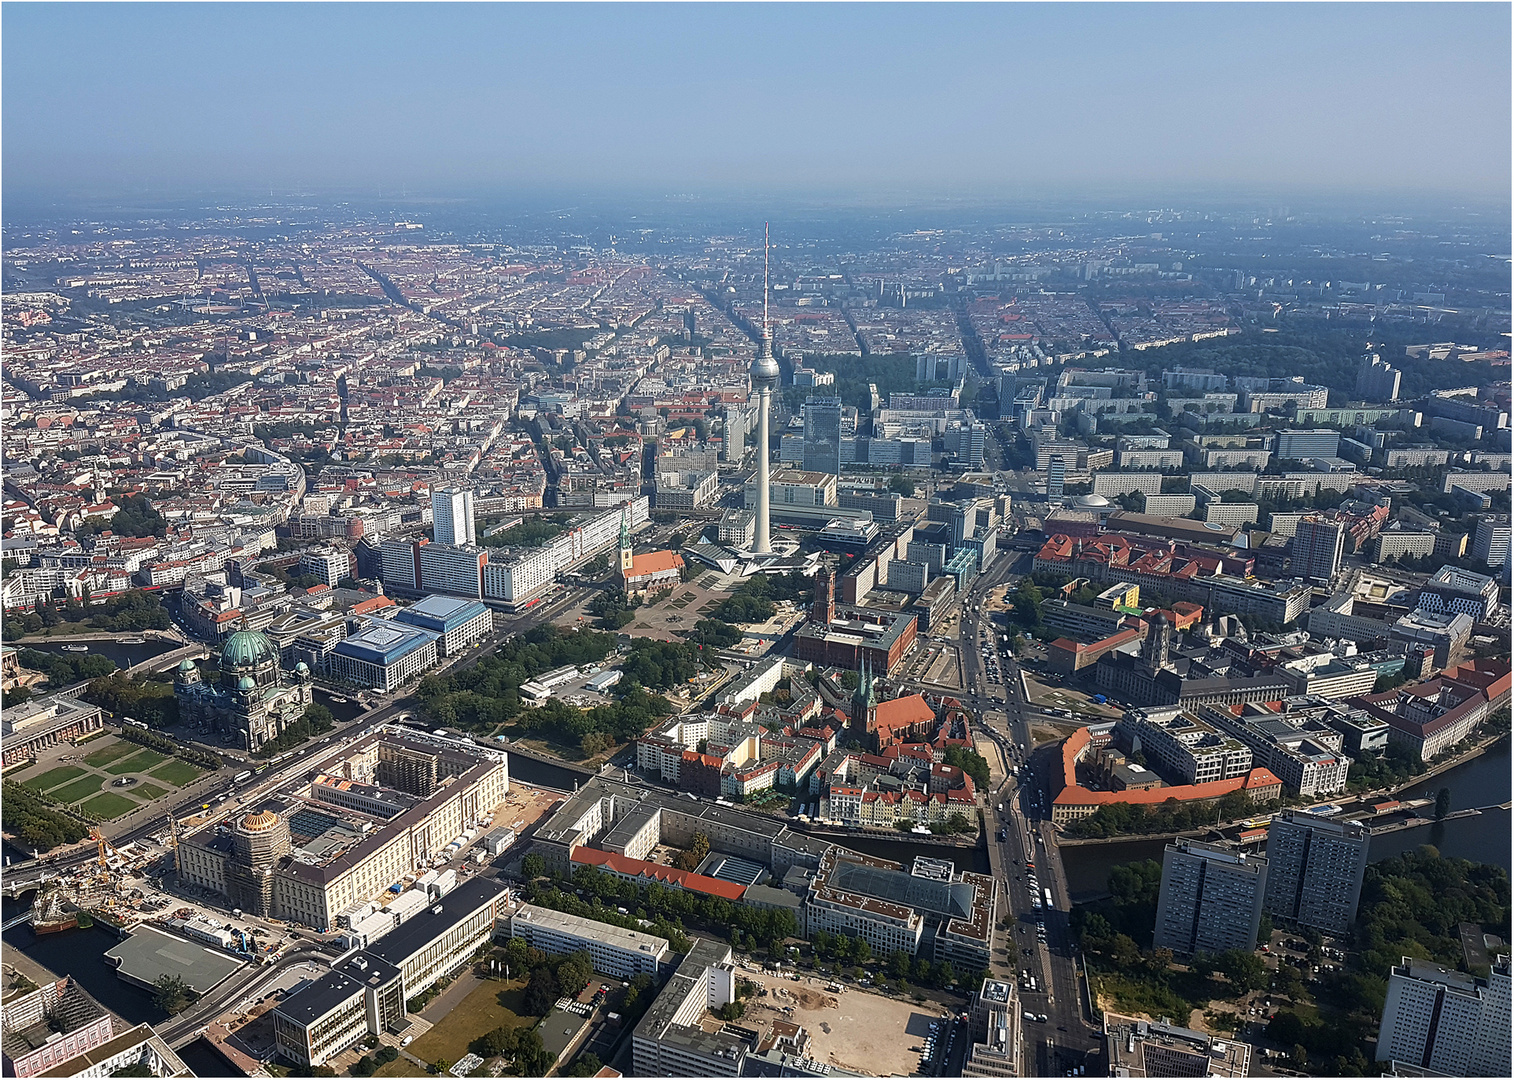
xmin=3 ymin=3 xmax=1508 ymax=204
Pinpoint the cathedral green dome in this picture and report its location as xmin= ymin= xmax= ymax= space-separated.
xmin=237 ymin=675 xmax=257 ymax=691
xmin=177 ymin=658 xmax=197 ymax=672
xmin=222 ymin=630 xmax=277 ymax=670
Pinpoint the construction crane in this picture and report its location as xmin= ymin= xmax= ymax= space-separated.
xmin=91 ymin=828 xmax=119 ymax=867
xmin=165 ymin=814 xmax=180 ymax=872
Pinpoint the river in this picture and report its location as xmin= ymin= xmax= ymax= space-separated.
xmin=1060 ymin=740 xmax=1511 ymax=899
xmin=20 ymin=637 xmax=179 ymax=670
xmin=0 ymin=916 xmax=167 ymax=1026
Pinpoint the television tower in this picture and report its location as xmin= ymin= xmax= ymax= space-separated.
xmin=750 ymin=223 xmax=780 ymax=554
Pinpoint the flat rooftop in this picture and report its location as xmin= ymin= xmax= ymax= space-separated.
xmin=512 ymin=903 xmax=669 ymax=958
xmin=104 ymin=924 xmax=246 ymax=995
xmin=364 ymin=877 xmax=507 ymax=968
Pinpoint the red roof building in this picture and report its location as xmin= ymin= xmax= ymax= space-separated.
xmin=569 ymin=847 xmax=746 ymax=901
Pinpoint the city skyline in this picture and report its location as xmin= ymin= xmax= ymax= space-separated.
xmin=2 ymin=3 xmax=1509 ymax=207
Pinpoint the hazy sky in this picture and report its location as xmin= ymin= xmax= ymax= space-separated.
xmin=4 ymin=3 xmax=1509 ymax=205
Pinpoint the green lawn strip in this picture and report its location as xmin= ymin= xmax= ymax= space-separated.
xmin=407 ymin=980 xmax=533 ymax=1066
xmin=22 ymin=766 xmax=87 ymax=791
xmin=83 ymin=740 xmax=139 ymax=766
xmin=148 ymin=759 xmax=203 ymax=786
xmin=50 ymin=775 xmax=107 ymax=804
xmin=104 ymin=749 xmax=167 ymax=775
xmin=80 ymin=792 xmax=139 ymax=820
xmin=128 ymin=783 xmax=170 ymax=801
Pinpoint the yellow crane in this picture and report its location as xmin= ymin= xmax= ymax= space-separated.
xmin=91 ymin=827 xmax=119 ymax=867
xmin=165 ymin=814 xmax=180 ymax=871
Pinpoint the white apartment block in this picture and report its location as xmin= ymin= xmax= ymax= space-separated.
xmin=1142 ymin=493 xmax=1197 ymax=517
xmin=1118 ymin=448 xmax=1185 ymax=469
xmin=1472 ymin=516 xmax=1511 ymax=569
xmin=1383 ymin=447 xmax=1452 ymax=469
xmin=1376 ymin=956 xmax=1510 ymax=1076
xmin=507 ymin=904 xmax=669 ymax=979
xmin=1373 ymin=530 xmax=1438 ymax=562
xmin=1093 ymin=472 xmax=1164 ymax=497
xmin=300 ymin=547 xmax=351 ymax=585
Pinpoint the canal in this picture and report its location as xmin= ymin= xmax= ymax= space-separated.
xmin=1060 ymin=740 xmax=1511 ymax=899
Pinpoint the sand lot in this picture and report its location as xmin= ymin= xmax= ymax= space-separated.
xmin=737 ymin=968 xmax=953 ymax=1077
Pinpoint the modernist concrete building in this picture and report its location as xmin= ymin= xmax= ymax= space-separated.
xmin=506 ymin=904 xmax=669 ymax=979
xmin=1152 ymin=840 xmax=1268 ymax=957
xmin=1262 ymin=810 xmax=1370 ymax=935
xmin=273 ymin=879 xmax=509 ymax=1067
xmin=1376 ymin=955 xmax=1510 ymax=1076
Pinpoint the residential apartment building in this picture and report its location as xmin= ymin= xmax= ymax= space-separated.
xmin=1472 ymin=515 xmax=1511 ymax=569
xmin=1375 ymin=955 xmax=1510 ymax=1076
xmin=1373 ymin=529 xmax=1438 ymax=562
xmin=1152 ymin=840 xmax=1268 ymax=957
xmin=300 ymin=547 xmax=351 ymax=586
xmin=1262 ymin=810 xmax=1370 ymax=935
xmin=1293 ymin=517 xmax=1345 ymax=583
xmin=1275 ymin=430 xmax=1342 ymax=460
xmin=1141 ymin=493 xmax=1197 ymax=517
xmin=430 ymin=487 xmax=475 ymax=547
xmin=1356 ymin=356 xmax=1402 ymax=401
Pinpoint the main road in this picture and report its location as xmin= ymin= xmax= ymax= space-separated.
xmin=950 ymin=547 xmax=1102 ymax=1077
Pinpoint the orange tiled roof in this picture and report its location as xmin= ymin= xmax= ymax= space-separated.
xmin=626 ymin=550 xmax=684 ymax=578
xmin=570 ymin=846 xmax=746 ymax=901
xmin=873 ymin=694 xmax=935 ymax=730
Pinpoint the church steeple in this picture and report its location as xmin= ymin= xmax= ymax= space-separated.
xmin=618 ymin=513 xmax=633 ymax=576
xmin=850 ymin=656 xmax=876 ymax=732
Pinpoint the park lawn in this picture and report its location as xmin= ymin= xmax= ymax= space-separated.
xmin=50 ymin=775 xmax=107 ymax=804
xmin=105 ymin=749 xmax=166 ymax=775
xmin=80 ymin=792 xmax=138 ymax=820
xmin=373 ymin=1057 xmax=429 ymax=1078
xmin=129 ymin=783 xmax=170 ymax=801
xmin=148 ymin=759 xmax=203 ymax=787
xmin=406 ymin=980 xmax=532 ymax=1067
xmin=21 ymin=765 xmax=87 ymax=791
xmin=84 ymin=740 xmax=139 ymax=767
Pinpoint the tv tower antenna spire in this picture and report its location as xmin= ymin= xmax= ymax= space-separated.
xmin=763 ymin=221 xmax=770 ymax=350
xmin=749 ymin=222 xmax=780 ymax=556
